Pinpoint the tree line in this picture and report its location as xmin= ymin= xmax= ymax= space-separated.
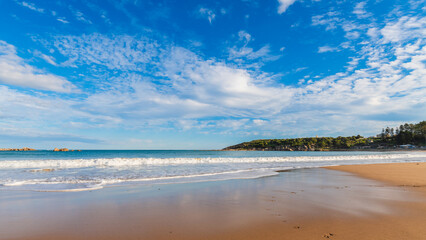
xmin=390 ymin=121 xmax=426 ymax=145
xmin=223 ymin=121 xmax=425 ymax=151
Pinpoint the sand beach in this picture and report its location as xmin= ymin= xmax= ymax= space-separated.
xmin=1 ymin=162 xmax=425 ymax=240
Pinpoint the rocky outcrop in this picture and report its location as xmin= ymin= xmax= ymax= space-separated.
xmin=53 ymin=148 xmax=69 ymax=152
xmin=52 ymin=148 xmax=81 ymax=152
xmin=0 ymin=147 xmax=36 ymax=151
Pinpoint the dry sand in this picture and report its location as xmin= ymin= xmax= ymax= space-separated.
xmin=326 ymin=162 xmax=426 ymax=193
xmin=2 ymin=163 xmax=426 ymax=240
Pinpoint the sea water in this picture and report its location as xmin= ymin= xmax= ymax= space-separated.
xmin=0 ymin=150 xmax=425 ymax=192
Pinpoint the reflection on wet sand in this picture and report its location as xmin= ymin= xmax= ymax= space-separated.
xmin=1 ymin=167 xmax=425 ymax=240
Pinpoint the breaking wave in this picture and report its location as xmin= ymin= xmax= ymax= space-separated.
xmin=0 ymin=153 xmax=424 ymax=169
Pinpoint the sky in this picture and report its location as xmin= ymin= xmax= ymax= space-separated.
xmin=0 ymin=0 xmax=425 ymax=149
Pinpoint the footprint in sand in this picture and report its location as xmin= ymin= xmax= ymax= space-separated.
xmin=323 ymin=233 xmax=335 ymax=238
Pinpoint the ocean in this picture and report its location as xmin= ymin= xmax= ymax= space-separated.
xmin=0 ymin=150 xmax=425 ymax=192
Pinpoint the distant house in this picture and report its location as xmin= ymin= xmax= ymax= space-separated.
xmin=399 ymin=144 xmax=416 ymax=149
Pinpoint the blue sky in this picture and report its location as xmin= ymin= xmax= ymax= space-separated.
xmin=0 ymin=0 xmax=425 ymax=149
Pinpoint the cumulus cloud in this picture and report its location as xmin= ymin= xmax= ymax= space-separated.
xmin=381 ymin=16 xmax=426 ymax=43
xmin=0 ymin=41 xmax=76 ymax=92
xmin=278 ymin=0 xmax=297 ymax=14
xmin=161 ymin=47 xmax=292 ymax=113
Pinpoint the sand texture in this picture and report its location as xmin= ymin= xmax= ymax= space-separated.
xmin=326 ymin=162 xmax=426 ymax=192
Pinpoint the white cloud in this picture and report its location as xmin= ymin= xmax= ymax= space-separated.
xmin=229 ymin=45 xmax=276 ymax=62
xmin=0 ymin=85 xmax=107 ymax=147
xmin=57 ymin=18 xmax=69 ymax=24
xmin=157 ymin=47 xmax=293 ymax=117
xmin=18 ymin=1 xmax=44 ymax=13
xmin=381 ymin=16 xmax=426 ymax=43
xmin=318 ymin=46 xmax=339 ymax=53
xmin=74 ymin=10 xmax=92 ymax=24
xmin=311 ymin=12 xmax=342 ymax=30
xmin=253 ymin=119 xmax=267 ymax=126
xmin=198 ymin=7 xmax=216 ymax=24
xmin=53 ymin=34 xmax=160 ymax=71
xmin=3 ymin=0 xmax=425 ymax=148
xmin=238 ymin=30 xmax=251 ymax=43
xmin=0 ymin=86 xmax=72 ymax=121
xmin=295 ymin=15 xmax=426 ymax=134
xmin=278 ymin=0 xmax=297 ymax=14
xmin=353 ymin=2 xmax=371 ymax=19
xmin=367 ymin=27 xmax=380 ymax=38
xmin=29 ymin=10 xmax=426 ymax=139
xmin=312 ymin=11 xmax=369 ymax=41
xmin=50 ymin=34 xmax=294 ymax=122
xmin=228 ymin=31 xmax=280 ymax=66
xmin=0 ymin=41 xmax=76 ymax=93
xmin=33 ymin=50 xmax=58 ymax=66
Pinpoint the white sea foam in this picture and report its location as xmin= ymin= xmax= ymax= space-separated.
xmin=0 ymin=153 xmax=424 ymax=169
xmin=1 ymin=152 xmax=425 ymax=192
xmin=0 ymin=168 xmax=282 ymax=192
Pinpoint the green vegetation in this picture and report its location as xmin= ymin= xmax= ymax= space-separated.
xmin=223 ymin=121 xmax=426 ymax=151
xmin=393 ymin=121 xmax=426 ymax=145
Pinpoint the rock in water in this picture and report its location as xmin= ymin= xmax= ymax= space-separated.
xmin=53 ymin=148 xmax=69 ymax=152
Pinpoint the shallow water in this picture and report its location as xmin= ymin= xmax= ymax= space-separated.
xmin=0 ymin=150 xmax=425 ymax=191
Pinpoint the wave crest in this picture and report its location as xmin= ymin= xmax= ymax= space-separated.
xmin=0 ymin=153 xmax=423 ymax=169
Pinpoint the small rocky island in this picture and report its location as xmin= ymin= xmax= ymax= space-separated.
xmin=0 ymin=147 xmax=36 ymax=151
xmin=0 ymin=148 xmax=82 ymax=152
xmin=53 ymin=148 xmax=81 ymax=152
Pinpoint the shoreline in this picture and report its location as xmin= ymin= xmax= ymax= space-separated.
xmin=1 ymin=151 xmax=425 ymax=193
xmin=1 ymin=162 xmax=426 ymax=239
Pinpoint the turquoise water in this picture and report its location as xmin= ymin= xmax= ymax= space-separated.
xmin=0 ymin=150 xmax=425 ymax=192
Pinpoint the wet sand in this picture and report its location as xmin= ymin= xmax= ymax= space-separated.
xmin=1 ymin=163 xmax=426 ymax=240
